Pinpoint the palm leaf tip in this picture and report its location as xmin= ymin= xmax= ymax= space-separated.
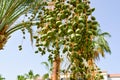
xmin=41 ymin=62 xmax=49 ymax=68
xmin=43 ymin=73 xmax=49 ymax=79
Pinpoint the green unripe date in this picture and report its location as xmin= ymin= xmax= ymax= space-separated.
xmin=56 ymin=21 xmax=62 ymax=26
xmin=91 ymin=16 xmax=96 ymax=20
xmin=67 ymin=29 xmax=74 ymax=34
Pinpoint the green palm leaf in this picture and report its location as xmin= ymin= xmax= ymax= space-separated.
xmin=94 ymin=31 xmax=111 ymax=59
xmin=0 ymin=0 xmax=30 ymax=31
xmin=0 ymin=0 xmax=42 ymax=49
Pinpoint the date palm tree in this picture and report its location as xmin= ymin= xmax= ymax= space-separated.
xmin=17 ymin=70 xmax=40 ymax=80
xmin=87 ymin=30 xmax=111 ymax=80
xmin=0 ymin=0 xmax=42 ymax=50
xmin=24 ymin=70 xmax=40 ymax=79
xmin=93 ymin=31 xmax=111 ymax=59
xmin=17 ymin=75 xmax=26 ymax=80
xmin=34 ymin=0 xmax=111 ymax=80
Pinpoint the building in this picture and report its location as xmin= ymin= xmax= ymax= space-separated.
xmin=60 ymin=71 xmax=120 ymax=80
xmin=103 ymin=71 xmax=120 ymax=80
xmin=33 ymin=72 xmax=120 ymax=80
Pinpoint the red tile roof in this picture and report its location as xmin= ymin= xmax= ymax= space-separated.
xmin=108 ymin=74 xmax=120 ymax=78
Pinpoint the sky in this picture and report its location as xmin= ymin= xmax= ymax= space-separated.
xmin=0 ymin=0 xmax=120 ymax=80
xmin=91 ymin=0 xmax=120 ymax=74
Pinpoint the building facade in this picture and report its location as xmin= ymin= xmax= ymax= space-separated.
xmin=60 ymin=71 xmax=120 ymax=80
xmin=103 ymin=71 xmax=120 ymax=80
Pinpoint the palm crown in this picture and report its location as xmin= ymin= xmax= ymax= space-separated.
xmin=0 ymin=0 xmax=40 ymax=49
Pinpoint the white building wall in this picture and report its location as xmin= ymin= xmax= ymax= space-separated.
xmin=60 ymin=72 xmax=120 ymax=80
xmin=102 ymin=71 xmax=108 ymax=80
xmin=108 ymin=78 xmax=120 ymax=80
xmin=103 ymin=71 xmax=120 ymax=80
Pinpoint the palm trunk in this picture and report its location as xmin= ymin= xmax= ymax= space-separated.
xmin=88 ymin=59 xmax=97 ymax=80
xmin=0 ymin=35 xmax=7 ymax=50
xmin=51 ymin=55 xmax=60 ymax=80
xmin=0 ymin=41 xmax=6 ymax=50
xmin=0 ymin=25 xmax=8 ymax=50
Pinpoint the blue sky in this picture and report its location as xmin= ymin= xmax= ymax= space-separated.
xmin=0 ymin=0 xmax=120 ymax=80
xmin=91 ymin=0 xmax=120 ymax=74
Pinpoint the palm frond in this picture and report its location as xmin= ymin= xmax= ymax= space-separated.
xmin=0 ymin=0 xmax=41 ymax=49
xmin=0 ymin=0 xmax=34 ymax=32
xmin=93 ymin=31 xmax=111 ymax=59
xmin=43 ymin=73 xmax=49 ymax=79
xmin=100 ymin=32 xmax=111 ymax=37
xmin=41 ymin=62 xmax=49 ymax=70
xmin=6 ymin=21 xmax=36 ymax=35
